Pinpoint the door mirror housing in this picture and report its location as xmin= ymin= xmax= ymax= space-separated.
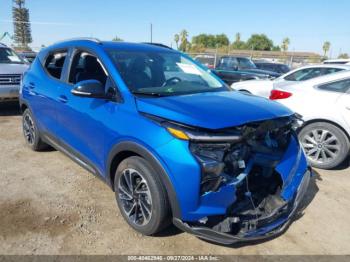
xmin=71 ymin=80 xmax=110 ymax=99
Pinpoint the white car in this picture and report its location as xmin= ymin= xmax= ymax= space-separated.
xmin=323 ymin=59 xmax=350 ymax=65
xmin=270 ymin=70 xmax=350 ymax=169
xmin=231 ymin=64 xmax=350 ymax=98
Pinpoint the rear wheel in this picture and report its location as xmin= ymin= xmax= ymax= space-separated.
xmin=114 ymin=156 xmax=170 ymax=235
xmin=298 ymin=122 xmax=349 ymax=169
xmin=22 ymin=109 xmax=48 ymax=151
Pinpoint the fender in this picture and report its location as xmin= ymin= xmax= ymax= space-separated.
xmin=106 ymin=141 xmax=181 ymax=218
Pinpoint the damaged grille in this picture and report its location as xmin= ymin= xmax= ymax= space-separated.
xmin=188 ymin=116 xmax=299 ymax=236
xmin=190 ymin=116 xmax=294 ymax=194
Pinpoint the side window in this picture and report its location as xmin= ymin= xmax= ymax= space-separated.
xmin=218 ymin=57 xmax=238 ymax=69
xmin=321 ymin=68 xmax=344 ymax=75
xmin=284 ymin=68 xmax=322 ymax=81
xmin=318 ymin=78 xmax=350 ymax=93
xmin=68 ymin=51 xmax=107 ymax=86
xmin=44 ymin=50 xmax=67 ymax=79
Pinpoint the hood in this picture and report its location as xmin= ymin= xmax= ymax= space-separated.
xmin=136 ymin=91 xmax=293 ymax=130
xmin=0 ymin=63 xmax=29 ymax=75
xmin=241 ymin=68 xmax=280 ymax=77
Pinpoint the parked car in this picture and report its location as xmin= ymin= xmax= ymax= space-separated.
xmin=232 ymin=64 xmax=350 ymax=98
xmin=18 ymin=51 xmax=37 ymax=63
xmin=0 ymin=43 xmax=29 ymax=101
xmin=323 ymin=59 xmax=350 ymax=65
xmin=20 ymin=38 xmax=311 ymax=245
xmin=254 ymin=61 xmax=291 ymax=74
xmin=194 ymin=54 xmax=215 ymax=69
xmin=213 ymin=56 xmax=281 ymax=85
xmin=270 ymin=70 xmax=350 ymax=169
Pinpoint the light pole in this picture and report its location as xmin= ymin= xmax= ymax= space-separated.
xmin=150 ymin=23 xmax=153 ymax=43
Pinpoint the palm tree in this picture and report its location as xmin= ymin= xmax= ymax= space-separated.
xmin=179 ymin=30 xmax=189 ymax=52
xmin=235 ymin=32 xmax=241 ymax=43
xmin=323 ymin=41 xmax=331 ymax=57
xmin=174 ymin=34 xmax=179 ymax=49
xmin=281 ymin=37 xmax=290 ymax=52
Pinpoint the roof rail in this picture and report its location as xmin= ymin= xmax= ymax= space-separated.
xmin=142 ymin=42 xmax=172 ymax=49
xmin=53 ymin=37 xmax=102 ymax=45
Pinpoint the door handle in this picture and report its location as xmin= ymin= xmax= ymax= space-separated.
xmin=346 ymin=106 xmax=350 ymax=111
xmin=58 ymin=95 xmax=68 ymax=103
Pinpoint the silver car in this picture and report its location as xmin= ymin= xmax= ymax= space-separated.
xmin=0 ymin=43 xmax=29 ymax=101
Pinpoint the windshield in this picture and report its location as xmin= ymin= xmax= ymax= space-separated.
xmin=107 ymin=49 xmax=227 ymax=96
xmin=0 ymin=48 xmax=25 ymax=64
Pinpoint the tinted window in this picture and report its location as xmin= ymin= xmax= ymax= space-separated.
xmin=45 ymin=50 xmax=68 ymax=79
xmin=0 ymin=48 xmax=25 ymax=64
xmin=237 ymin=58 xmax=256 ymax=69
xmin=69 ymin=51 xmax=107 ymax=86
xmin=107 ymin=49 xmax=225 ymax=96
xmin=284 ymin=68 xmax=322 ymax=81
xmin=217 ymin=57 xmax=238 ymax=69
xmin=318 ymin=78 xmax=350 ymax=93
xmin=322 ymin=68 xmax=344 ymax=75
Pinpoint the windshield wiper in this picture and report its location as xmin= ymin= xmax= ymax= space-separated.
xmin=131 ymin=91 xmax=165 ymax=97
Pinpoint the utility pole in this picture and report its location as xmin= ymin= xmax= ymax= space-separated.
xmin=150 ymin=23 xmax=153 ymax=43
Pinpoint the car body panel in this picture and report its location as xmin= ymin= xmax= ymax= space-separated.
xmin=0 ymin=63 xmax=28 ymax=100
xmin=136 ymin=91 xmax=293 ymax=130
xmin=232 ymin=64 xmax=350 ymax=98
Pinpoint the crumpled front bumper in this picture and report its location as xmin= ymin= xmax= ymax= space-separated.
xmin=173 ymin=168 xmax=311 ymax=245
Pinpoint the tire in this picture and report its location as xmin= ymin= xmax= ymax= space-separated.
xmin=298 ymin=122 xmax=350 ymax=169
xmin=114 ymin=156 xmax=170 ymax=235
xmin=22 ymin=108 xmax=48 ymax=151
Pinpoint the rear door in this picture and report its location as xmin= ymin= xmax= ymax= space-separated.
xmin=27 ymin=49 xmax=69 ymax=137
xmin=318 ymin=78 xmax=350 ymax=131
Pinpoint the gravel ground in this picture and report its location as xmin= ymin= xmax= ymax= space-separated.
xmin=0 ymin=101 xmax=350 ymax=255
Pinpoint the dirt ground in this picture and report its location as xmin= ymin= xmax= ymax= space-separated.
xmin=0 ymin=101 xmax=350 ymax=255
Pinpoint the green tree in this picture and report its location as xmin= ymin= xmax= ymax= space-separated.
xmin=174 ymin=34 xmax=180 ymax=49
xmin=231 ymin=32 xmax=246 ymax=50
xmin=215 ymin=34 xmax=229 ymax=47
xmin=179 ymin=30 xmax=189 ymax=52
xmin=281 ymin=37 xmax=290 ymax=52
xmin=12 ymin=0 xmax=32 ymax=49
xmin=322 ymin=41 xmax=331 ymax=57
xmin=338 ymin=53 xmax=349 ymax=59
xmin=112 ymin=36 xmax=123 ymax=41
xmin=246 ymin=34 xmax=274 ymax=51
xmin=272 ymin=45 xmax=281 ymax=51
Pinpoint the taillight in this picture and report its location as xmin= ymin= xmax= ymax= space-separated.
xmin=270 ymin=90 xmax=292 ymax=100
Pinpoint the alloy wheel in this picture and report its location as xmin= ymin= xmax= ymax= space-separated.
xmin=301 ymin=129 xmax=340 ymax=164
xmin=118 ymin=168 xmax=153 ymax=226
xmin=23 ymin=113 xmax=36 ymax=145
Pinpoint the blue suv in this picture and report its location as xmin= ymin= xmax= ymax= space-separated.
xmin=20 ymin=38 xmax=311 ymax=245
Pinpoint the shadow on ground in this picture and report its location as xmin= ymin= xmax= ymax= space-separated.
xmin=0 ymin=101 xmax=21 ymax=116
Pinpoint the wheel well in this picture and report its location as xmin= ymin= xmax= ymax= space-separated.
xmin=20 ymin=104 xmax=28 ymax=113
xmin=301 ymin=119 xmax=350 ymax=141
xmin=109 ymin=151 xmax=140 ymax=191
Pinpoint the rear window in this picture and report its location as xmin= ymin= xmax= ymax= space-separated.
xmin=44 ymin=50 xmax=68 ymax=80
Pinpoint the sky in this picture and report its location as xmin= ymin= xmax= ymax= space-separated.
xmin=1 ymin=0 xmax=349 ymax=56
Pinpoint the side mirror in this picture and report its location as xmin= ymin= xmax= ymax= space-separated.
xmin=71 ymin=80 xmax=110 ymax=99
xmin=232 ymin=65 xmax=238 ymax=71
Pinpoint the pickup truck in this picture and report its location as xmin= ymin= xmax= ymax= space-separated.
xmin=213 ymin=56 xmax=280 ymax=85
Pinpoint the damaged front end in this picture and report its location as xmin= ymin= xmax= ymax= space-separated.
xmin=168 ymin=115 xmax=311 ymax=245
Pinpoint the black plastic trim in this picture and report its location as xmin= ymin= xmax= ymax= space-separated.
xmin=106 ymin=141 xmax=181 ymax=218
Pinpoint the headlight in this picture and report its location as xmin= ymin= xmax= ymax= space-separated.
xmin=190 ymin=143 xmax=229 ymax=194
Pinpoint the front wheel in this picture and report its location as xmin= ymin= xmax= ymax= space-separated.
xmin=298 ymin=122 xmax=350 ymax=169
xmin=114 ymin=156 xmax=170 ymax=235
